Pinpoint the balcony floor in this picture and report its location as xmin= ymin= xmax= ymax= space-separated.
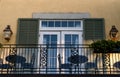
xmin=0 ymin=74 xmax=120 ymax=77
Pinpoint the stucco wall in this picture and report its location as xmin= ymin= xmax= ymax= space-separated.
xmin=0 ymin=0 xmax=120 ymax=44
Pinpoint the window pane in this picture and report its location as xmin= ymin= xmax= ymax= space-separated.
xmin=72 ymin=35 xmax=79 ymax=46
xmin=42 ymin=21 xmax=47 ymax=27
xmin=48 ymin=21 xmax=54 ymax=27
xmin=62 ymin=21 xmax=67 ymax=27
xmin=51 ymin=35 xmax=57 ymax=44
xmin=65 ymin=35 xmax=71 ymax=44
xmin=65 ymin=34 xmax=71 ymax=47
xmin=75 ymin=21 xmax=81 ymax=27
xmin=43 ymin=35 xmax=50 ymax=44
xmin=68 ymin=21 xmax=74 ymax=27
xmin=55 ymin=21 xmax=61 ymax=27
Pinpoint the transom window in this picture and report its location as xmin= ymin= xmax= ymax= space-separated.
xmin=41 ymin=20 xmax=81 ymax=27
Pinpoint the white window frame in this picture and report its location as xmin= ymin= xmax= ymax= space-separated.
xmin=39 ymin=20 xmax=83 ymax=31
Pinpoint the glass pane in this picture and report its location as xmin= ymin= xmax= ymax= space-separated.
xmin=51 ymin=35 xmax=57 ymax=43
xmin=55 ymin=21 xmax=61 ymax=27
xmin=50 ymin=35 xmax=57 ymax=69
xmin=42 ymin=21 xmax=47 ymax=27
xmin=72 ymin=35 xmax=79 ymax=47
xmin=48 ymin=21 xmax=54 ymax=27
xmin=51 ymin=35 xmax=57 ymax=47
xmin=48 ymin=49 xmax=57 ymax=69
xmin=75 ymin=21 xmax=81 ymax=27
xmin=43 ymin=35 xmax=50 ymax=44
xmin=65 ymin=34 xmax=71 ymax=63
xmin=62 ymin=21 xmax=67 ymax=27
xmin=68 ymin=21 xmax=74 ymax=27
xmin=65 ymin=34 xmax=71 ymax=45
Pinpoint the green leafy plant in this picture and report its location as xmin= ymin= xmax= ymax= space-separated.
xmin=89 ymin=40 xmax=120 ymax=53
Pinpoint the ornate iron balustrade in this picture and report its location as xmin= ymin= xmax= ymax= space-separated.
xmin=0 ymin=44 xmax=119 ymax=74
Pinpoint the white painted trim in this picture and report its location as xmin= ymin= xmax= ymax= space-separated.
xmin=33 ymin=13 xmax=90 ymax=19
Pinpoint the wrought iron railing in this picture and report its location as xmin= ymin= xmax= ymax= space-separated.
xmin=0 ymin=44 xmax=120 ymax=74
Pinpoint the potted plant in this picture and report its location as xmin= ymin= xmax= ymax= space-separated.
xmin=89 ymin=40 xmax=120 ymax=53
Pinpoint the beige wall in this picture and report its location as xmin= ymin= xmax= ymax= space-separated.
xmin=0 ymin=0 xmax=120 ymax=44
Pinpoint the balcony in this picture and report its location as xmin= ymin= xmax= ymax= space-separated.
xmin=0 ymin=44 xmax=120 ymax=76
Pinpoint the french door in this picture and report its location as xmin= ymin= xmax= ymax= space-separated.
xmin=39 ymin=31 xmax=82 ymax=73
xmin=61 ymin=31 xmax=82 ymax=63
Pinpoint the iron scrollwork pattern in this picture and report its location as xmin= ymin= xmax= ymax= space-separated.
xmin=71 ymin=47 xmax=79 ymax=56
xmin=9 ymin=47 xmax=17 ymax=67
xmin=9 ymin=48 xmax=17 ymax=55
xmin=40 ymin=47 xmax=47 ymax=68
xmin=102 ymin=53 xmax=110 ymax=74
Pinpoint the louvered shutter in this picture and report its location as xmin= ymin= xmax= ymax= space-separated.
xmin=17 ymin=19 xmax=39 ymax=44
xmin=83 ymin=18 xmax=105 ymax=40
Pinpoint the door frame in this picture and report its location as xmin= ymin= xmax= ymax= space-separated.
xmin=39 ymin=31 xmax=60 ymax=45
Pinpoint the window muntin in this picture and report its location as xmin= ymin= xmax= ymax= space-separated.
xmin=41 ymin=20 xmax=81 ymax=27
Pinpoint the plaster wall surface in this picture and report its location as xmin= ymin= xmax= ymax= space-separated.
xmin=0 ymin=0 xmax=120 ymax=44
